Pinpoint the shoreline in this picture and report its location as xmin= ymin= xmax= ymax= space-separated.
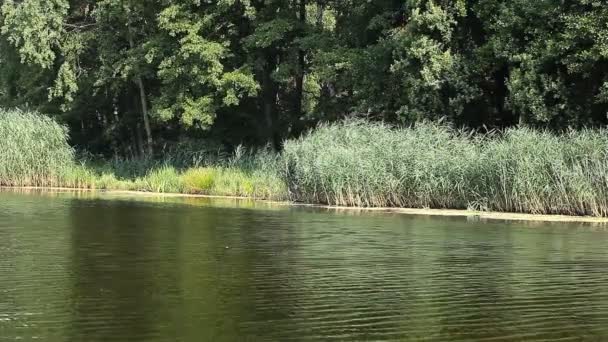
xmin=2 ymin=186 xmax=608 ymax=224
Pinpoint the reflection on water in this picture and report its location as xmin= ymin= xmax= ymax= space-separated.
xmin=1 ymin=191 xmax=608 ymax=341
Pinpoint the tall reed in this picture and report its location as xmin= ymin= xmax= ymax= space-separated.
xmin=5 ymin=109 xmax=608 ymax=217
xmin=283 ymin=120 xmax=608 ymax=216
xmin=0 ymin=108 xmax=75 ymax=187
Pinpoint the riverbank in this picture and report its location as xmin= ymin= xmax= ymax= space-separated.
xmin=5 ymin=109 xmax=608 ymax=218
xmin=4 ymin=186 xmax=608 ymax=224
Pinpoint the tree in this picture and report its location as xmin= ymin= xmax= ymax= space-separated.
xmin=2 ymin=0 xmax=608 ymax=157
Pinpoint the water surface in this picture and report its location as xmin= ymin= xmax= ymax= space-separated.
xmin=1 ymin=191 xmax=608 ymax=341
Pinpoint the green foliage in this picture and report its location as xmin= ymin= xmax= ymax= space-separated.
xmin=305 ymin=0 xmax=608 ymax=127
xmin=2 ymin=0 xmax=608 ymax=147
xmin=154 ymin=1 xmax=259 ymax=128
xmin=1 ymin=0 xmax=263 ymax=154
xmin=0 ymin=0 xmax=68 ymax=68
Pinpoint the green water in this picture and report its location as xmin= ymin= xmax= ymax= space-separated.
xmin=1 ymin=191 xmax=608 ymax=341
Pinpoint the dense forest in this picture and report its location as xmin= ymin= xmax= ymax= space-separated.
xmin=1 ymin=0 xmax=608 ymax=157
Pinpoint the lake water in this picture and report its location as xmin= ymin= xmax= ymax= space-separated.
xmin=1 ymin=191 xmax=608 ymax=341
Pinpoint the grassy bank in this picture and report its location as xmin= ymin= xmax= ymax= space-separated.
xmin=0 ymin=109 xmax=288 ymax=200
xmin=59 ymin=163 xmax=288 ymax=200
xmin=59 ymin=153 xmax=288 ymax=201
xmin=4 ymin=109 xmax=608 ymax=217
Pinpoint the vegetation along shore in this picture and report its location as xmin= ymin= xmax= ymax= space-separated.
xmin=4 ymin=108 xmax=608 ymax=218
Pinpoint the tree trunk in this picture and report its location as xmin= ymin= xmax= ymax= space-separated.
xmin=316 ymin=0 xmax=324 ymax=27
xmin=128 ymin=28 xmax=154 ymax=156
xmin=262 ymin=53 xmax=280 ymax=150
xmin=293 ymin=0 xmax=307 ymax=135
xmin=135 ymin=75 xmax=153 ymax=155
xmin=110 ymin=101 xmax=120 ymax=158
xmin=518 ymin=114 xmax=526 ymax=127
xmin=135 ymin=122 xmax=145 ymax=157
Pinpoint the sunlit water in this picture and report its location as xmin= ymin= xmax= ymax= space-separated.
xmin=1 ymin=191 xmax=608 ymax=341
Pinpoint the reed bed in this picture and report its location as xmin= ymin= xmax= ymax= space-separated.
xmin=0 ymin=108 xmax=75 ymax=187
xmin=283 ymin=120 xmax=608 ymax=216
xmin=4 ymin=109 xmax=608 ymax=216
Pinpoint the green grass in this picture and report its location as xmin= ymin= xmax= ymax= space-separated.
xmin=179 ymin=166 xmax=287 ymax=199
xmin=0 ymin=109 xmax=288 ymax=200
xmin=140 ymin=166 xmax=184 ymax=193
xmin=182 ymin=168 xmax=217 ymax=193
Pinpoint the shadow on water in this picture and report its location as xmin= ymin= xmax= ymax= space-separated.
xmin=67 ymin=199 xmax=181 ymax=341
xmin=66 ymin=197 xmax=309 ymax=341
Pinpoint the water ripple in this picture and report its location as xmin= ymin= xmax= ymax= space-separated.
xmin=1 ymin=191 xmax=608 ymax=341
